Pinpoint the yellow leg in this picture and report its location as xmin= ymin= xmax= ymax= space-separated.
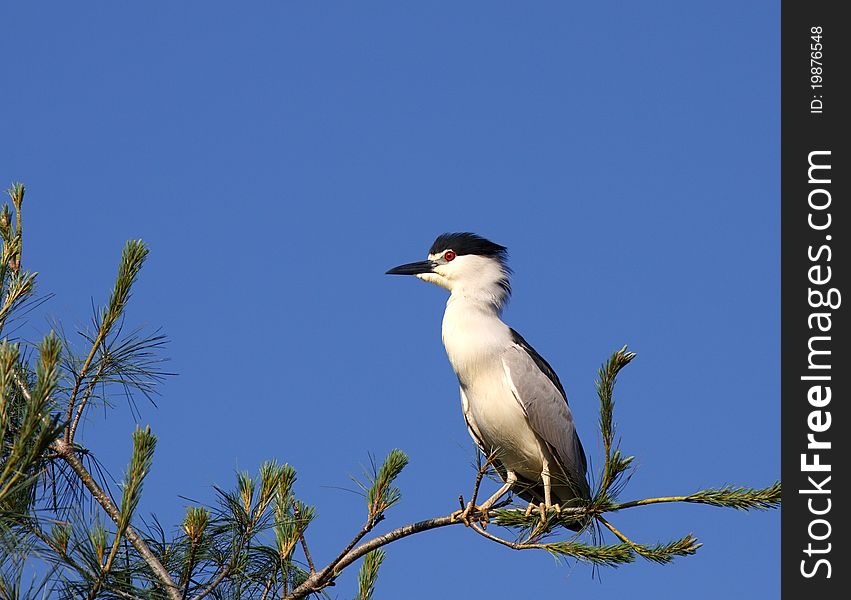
xmin=479 ymin=470 xmax=518 ymax=511
xmin=541 ymin=457 xmax=553 ymax=507
xmin=451 ymin=471 xmax=517 ymax=526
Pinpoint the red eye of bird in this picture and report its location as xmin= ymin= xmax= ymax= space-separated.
xmin=444 ymin=250 xmax=456 ymax=262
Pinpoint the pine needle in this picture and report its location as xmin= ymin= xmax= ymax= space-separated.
xmin=355 ymin=549 xmax=385 ymax=600
xmin=366 ymin=449 xmax=409 ymax=520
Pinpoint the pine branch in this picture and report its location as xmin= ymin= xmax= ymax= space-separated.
xmin=366 ymin=449 xmax=408 ymax=521
xmin=84 ymin=426 xmax=158 ymax=599
xmin=486 ymin=480 xmax=782 ymax=532
xmin=116 ymin=427 xmax=157 ymax=546
xmin=51 ymin=437 xmax=180 ymax=600
xmin=0 ymin=272 xmax=36 ymax=333
xmin=491 ymin=505 xmax=589 ymax=530
xmin=611 ymin=482 xmax=782 ymax=511
xmin=290 ymin=476 xmax=778 ymax=600
xmin=179 ymin=506 xmax=209 ymax=597
xmin=66 ymin=240 xmax=149 ymax=444
xmin=597 ymin=515 xmax=701 ymax=564
xmin=9 ymin=184 xmax=23 ymax=245
xmin=594 ymin=346 xmax=636 ymax=501
xmin=291 ymin=502 xmax=316 ymax=574
xmin=26 ymin=522 xmax=151 ymax=600
xmin=288 ymin=451 xmax=409 ymax=598
xmin=355 ymin=549 xmax=385 ymax=600
xmin=287 ymin=515 xmax=457 ymax=600
xmin=0 ymin=336 xmax=63 ymax=506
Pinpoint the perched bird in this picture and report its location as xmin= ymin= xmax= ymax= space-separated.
xmin=387 ymin=232 xmax=590 ymax=521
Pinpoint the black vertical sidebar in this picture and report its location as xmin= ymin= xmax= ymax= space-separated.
xmin=781 ymin=1 xmax=848 ymax=598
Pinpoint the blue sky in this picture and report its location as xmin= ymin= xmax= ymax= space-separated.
xmin=2 ymin=2 xmax=779 ymax=598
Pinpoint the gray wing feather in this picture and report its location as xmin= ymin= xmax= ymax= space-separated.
xmin=501 ymin=345 xmax=588 ymax=488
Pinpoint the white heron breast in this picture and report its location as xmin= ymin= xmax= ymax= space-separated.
xmin=461 ymin=368 xmax=545 ymax=480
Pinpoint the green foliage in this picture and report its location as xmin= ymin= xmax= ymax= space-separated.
xmin=0 ymin=184 xmax=35 ymax=334
xmin=119 ymin=427 xmax=157 ymax=533
xmin=365 ymin=449 xmax=408 ymax=521
xmin=594 ymin=345 xmax=637 ymax=505
xmin=0 ymin=336 xmax=63 ymax=511
xmin=0 ymin=184 xmax=179 ymax=599
xmin=50 ymin=522 xmax=72 ymax=557
xmin=544 ymin=540 xmax=634 ymax=566
xmin=103 ymin=240 xmax=149 ymax=335
xmin=355 ymin=549 xmax=385 ymax=600
xmin=628 ymin=534 xmax=702 ymax=564
xmin=183 ymin=506 xmax=209 ymax=545
xmin=492 ymin=506 xmax=587 ymax=531
xmin=0 ymin=185 xmax=62 ymax=516
xmin=86 ymin=520 xmax=108 ymax=567
xmin=682 ymin=483 xmax=782 ymax=510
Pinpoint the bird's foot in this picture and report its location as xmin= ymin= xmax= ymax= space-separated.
xmin=524 ymin=503 xmax=561 ymax=524
xmin=451 ymin=500 xmax=485 ymax=527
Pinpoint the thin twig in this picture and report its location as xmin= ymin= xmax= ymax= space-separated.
xmin=286 ymin=515 xmax=457 ymax=600
xmin=188 ymin=563 xmax=232 ymax=600
xmin=470 ymin=522 xmax=533 ymax=550
xmin=597 ymin=515 xmax=637 ymax=547
xmin=180 ymin=541 xmax=200 ymax=599
xmin=281 ymin=566 xmax=288 ymax=599
xmin=322 ymin=524 xmax=371 ymax=579
xmin=104 ymin=586 xmax=147 ymax=600
xmin=68 ymin=359 xmax=106 ymax=444
xmin=12 ymin=369 xmax=31 ymax=401
xmin=298 ymin=533 xmax=315 ymax=574
xmin=311 ymin=501 xmax=399 ymax=587
xmin=292 ymin=502 xmax=316 ymax=573
xmin=259 ymin=572 xmax=275 ymax=600
xmin=612 ymin=496 xmax=693 ymax=510
xmin=469 ymin=454 xmax=495 ymax=507
xmin=65 ymin=329 xmax=110 ymax=442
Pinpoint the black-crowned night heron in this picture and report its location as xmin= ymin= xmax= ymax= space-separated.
xmin=387 ymin=232 xmax=590 ymax=522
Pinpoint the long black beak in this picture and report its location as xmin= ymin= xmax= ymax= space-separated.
xmin=385 ymin=260 xmax=434 ymax=275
